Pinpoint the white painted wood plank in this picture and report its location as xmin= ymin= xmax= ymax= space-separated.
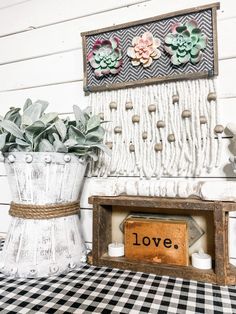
xmin=229 ymin=218 xmax=236 ymax=258
xmin=0 ymin=0 xmax=234 ymax=38
xmin=218 ymin=18 xmax=236 ymax=61
xmin=0 ymin=0 xmax=31 ymax=10
xmin=80 ymin=177 xmax=236 ymax=209
xmin=85 ymin=242 xmax=92 ymax=251
xmin=0 ymin=50 xmax=81 ymax=92
xmin=0 ymin=0 xmax=149 ymax=37
xmin=0 ymin=204 xmax=10 ymax=233
xmin=80 ymin=209 xmax=92 ymax=243
xmin=1 ymin=174 xmax=236 ymax=208
xmin=230 ymin=258 xmax=236 ymax=267
xmin=0 ymin=81 xmax=86 ymax=115
xmin=0 ymin=49 xmax=235 ymax=93
xmin=0 ymin=3 xmax=234 ymax=65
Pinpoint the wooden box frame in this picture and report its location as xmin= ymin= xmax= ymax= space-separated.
xmin=81 ymin=2 xmax=220 ymax=93
xmin=89 ymin=195 xmax=236 ymax=286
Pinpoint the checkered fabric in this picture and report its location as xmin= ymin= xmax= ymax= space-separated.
xmin=1 ymin=240 xmax=236 ymax=314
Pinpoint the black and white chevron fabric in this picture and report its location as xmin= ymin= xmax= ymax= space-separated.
xmin=85 ymin=9 xmax=214 ymax=89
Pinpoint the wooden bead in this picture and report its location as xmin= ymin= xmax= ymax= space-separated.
xmin=129 ymin=144 xmax=135 ymax=152
xmin=148 ymin=104 xmax=156 ymax=113
xmin=154 ymin=143 xmax=163 ymax=152
xmin=98 ymin=112 xmax=104 ymax=120
xmin=109 ymin=101 xmax=117 ymax=110
xmin=132 ymin=115 xmax=140 ymax=123
xmin=142 ymin=131 xmax=148 ymax=140
xmin=172 ymin=94 xmax=179 ymax=104
xmin=168 ymin=134 xmax=175 ymax=142
xmin=207 ymin=92 xmax=217 ymax=102
xmin=125 ymin=101 xmax=133 ymax=110
xmin=214 ymin=124 xmax=224 ymax=134
xmin=200 ymin=115 xmax=207 ymax=124
xmin=106 ymin=142 xmax=113 ymax=149
xmin=114 ymin=126 xmax=122 ymax=134
xmin=182 ymin=110 xmax=191 ymax=118
xmin=156 ymin=120 xmax=165 ymax=128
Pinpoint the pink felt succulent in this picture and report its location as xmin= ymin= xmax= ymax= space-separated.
xmin=87 ymin=37 xmax=122 ymax=78
xmin=127 ymin=31 xmax=161 ymax=67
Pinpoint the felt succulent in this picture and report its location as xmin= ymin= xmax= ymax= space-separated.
xmin=127 ymin=31 xmax=161 ymax=68
xmin=87 ymin=37 xmax=122 ymax=78
xmin=0 ymin=99 xmax=110 ymax=161
xmin=164 ymin=19 xmax=208 ymax=66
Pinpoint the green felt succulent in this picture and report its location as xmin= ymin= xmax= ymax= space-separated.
xmin=0 ymin=99 xmax=110 ymax=161
xmin=164 ymin=19 xmax=208 ymax=66
xmin=87 ymin=37 xmax=122 ymax=78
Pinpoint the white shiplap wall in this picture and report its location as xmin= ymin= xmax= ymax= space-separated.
xmin=0 ymin=0 xmax=236 ymax=259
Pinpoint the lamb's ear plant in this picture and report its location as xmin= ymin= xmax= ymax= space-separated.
xmin=0 ymin=99 xmax=110 ymax=161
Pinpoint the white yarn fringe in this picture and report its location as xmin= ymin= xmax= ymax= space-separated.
xmin=88 ymin=78 xmax=220 ymax=178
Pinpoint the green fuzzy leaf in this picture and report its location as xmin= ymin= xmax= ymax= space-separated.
xmin=0 ymin=120 xmax=24 ymax=139
xmin=64 ymin=138 xmax=78 ymax=147
xmin=83 ymin=107 xmax=92 ymax=121
xmin=38 ymin=139 xmax=55 ymax=152
xmin=25 ymin=120 xmax=45 ymax=133
xmin=15 ymin=138 xmax=30 ymax=147
xmin=73 ymin=105 xmax=86 ymax=126
xmin=40 ymin=112 xmax=58 ymax=125
xmin=53 ymin=137 xmax=68 ymax=153
xmin=90 ymin=143 xmax=112 ymax=156
xmin=34 ymin=100 xmax=49 ymax=115
xmin=55 ymin=119 xmax=67 ymax=141
xmin=0 ymin=133 xmax=7 ymax=150
xmin=23 ymin=99 xmax=33 ymax=112
xmin=22 ymin=103 xmax=41 ymax=126
xmin=86 ymin=127 xmax=105 ymax=143
xmin=86 ymin=115 xmax=101 ymax=132
xmin=33 ymin=124 xmax=55 ymax=150
xmin=69 ymin=126 xmax=86 ymax=144
xmin=4 ymin=107 xmax=21 ymax=121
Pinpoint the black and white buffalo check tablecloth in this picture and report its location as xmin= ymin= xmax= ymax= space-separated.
xmin=1 ymin=241 xmax=236 ymax=313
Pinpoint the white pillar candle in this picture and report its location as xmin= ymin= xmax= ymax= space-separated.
xmin=108 ymin=242 xmax=124 ymax=257
xmin=191 ymin=249 xmax=212 ymax=269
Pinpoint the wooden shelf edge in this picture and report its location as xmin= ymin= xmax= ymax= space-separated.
xmin=88 ymin=195 xmax=220 ymax=211
xmin=97 ymin=254 xmax=216 ymax=284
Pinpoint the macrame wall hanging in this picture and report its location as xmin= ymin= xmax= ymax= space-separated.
xmin=81 ymin=3 xmax=222 ymax=179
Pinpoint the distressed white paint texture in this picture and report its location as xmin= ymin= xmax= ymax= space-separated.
xmin=0 ymin=0 xmax=235 ymax=259
xmin=0 ymin=153 xmax=87 ymax=277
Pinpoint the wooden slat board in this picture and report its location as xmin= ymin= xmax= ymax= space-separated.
xmin=124 ymin=218 xmax=189 ymax=266
xmin=0 ymin=5 xmax=234 ymax=65
xmin=0 ymin=0 xmax=149 ymax=37
xmin=0 ymin=0 xmax=235 ymax=264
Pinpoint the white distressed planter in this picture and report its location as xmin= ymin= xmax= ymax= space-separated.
xmin=0 ymin=152 xmax=87 ymax=278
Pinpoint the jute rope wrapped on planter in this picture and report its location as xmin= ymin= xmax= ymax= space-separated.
xmin=9 ymin=201 xmax=80 ymax=219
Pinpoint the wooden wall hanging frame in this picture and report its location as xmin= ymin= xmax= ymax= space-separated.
xmin=81 ymin=2 xmax=220 ymax=93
